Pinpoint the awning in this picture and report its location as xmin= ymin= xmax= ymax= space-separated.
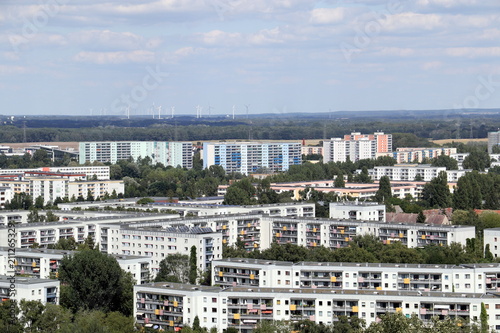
xmin=145 ymin=324 xmax=153 ymax=327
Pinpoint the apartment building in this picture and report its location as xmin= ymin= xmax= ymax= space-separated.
xmin=79 ymin=141 xmax=193 ymax=168
xmin=301 ymin=146 xmax=323 ymax=157
xmin=329 ymin=202 xmax=386 ymax=222
xmin=129 ymin=213 xmax=473 ymax=251
xmin=323 ymin=132 xmax=392 ymax=163
xmin=386 ymin=148 xmax=457 ymax=164
xmin=218 ymin=180 xmax=435 ymax=201
xmin=488 ymin=131 xmax=500 ymax=154
xmin=0 ymin=247 xmax=151 ymax=284
xmin=212 ymin=259 xmax=500 ymax=295
xmin=105 ymin=224 xmax=221 ymax=275
xmin=202 ymin=142 xmax=302 ymax=175
xmin=362 ymin=165 xmax=470 ymax=182
xmin=134 ymin=282 xmax=500 ymax=332
xmin=0 ymin=166 xmax=111 ymax=180
xmin=0 ymin=168 xmax=124 ymax=205
xmin=58 ymin=201 xmax=315 ymax=218
xmin=0 ymin=275 xmax=59 ymax=305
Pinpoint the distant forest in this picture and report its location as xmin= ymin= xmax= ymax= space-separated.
xmin=1 ymin=110 xmax=499 ymax=143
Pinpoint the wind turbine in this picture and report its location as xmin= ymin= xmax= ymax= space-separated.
xmin=171 ymin=106 xmax=175 ymax=119
xmin=232 ymin=105 xmax=236 ymax=120
xmin=158 ymin=105 xmax=162 ymax=119
xmin=126 ymin=106 xmax=130 ymax=119
xmin=245 ymin=104 xmax=250 ymax=119
xmin=208 ymin=105 xmax=213 ymax=118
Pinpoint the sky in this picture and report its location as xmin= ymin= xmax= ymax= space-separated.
xmin=1 ymin=0 xmax=500 ymax=117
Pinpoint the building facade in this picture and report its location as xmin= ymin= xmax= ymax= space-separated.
xmin=79 ymin=141 xmax=193 ymax=168
xmin=362 ymin=165 xmax=469 ymax=182
xmin=387 ymin=148 xmax=457 ymax=164
xmin=488 ymin=131 xmax=500 ymax=154
xmin=134 ymin=281 xmax=500 ymax=332
xmin=202 ymin=142 xmax=302 ymax=175
xmin=0 ymin=275 xmax=59 ymax=305
xmin=0 ymin=247 xmax=151 ymax=284
xmin=323 ymin=132 xmax=392 ymax=163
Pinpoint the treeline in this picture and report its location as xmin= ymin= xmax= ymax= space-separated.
xmin=251 ymin=314 xmax=488 ymax=333
xmin=223 ymin=233 xmax=495 ymax=266
xmin=1 ymin=114 xmax=497 ymax=143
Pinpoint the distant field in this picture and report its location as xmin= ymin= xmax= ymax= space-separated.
xmin=431 ymin=138 xmax=487 ymax=145
xmin=0 ymin=142 xmax=79 ymax=150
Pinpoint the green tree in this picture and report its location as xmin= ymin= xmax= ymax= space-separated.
xmin=59 ymin=250 xmax=131 ymax=315
xmin=155 ymin=253 xmax=190 ymax=283
xmin=416 ymin=211 xmax=426 ymax=224
xmin=33 ymin=303 xmax=72 ymax=333
xmin=34 ymin=196 xmax=45 ymax=209
xmin=431 ymin=154 xmax=458 ymax=170
xmin=136 ymin=197 xmax=155 ymax=205
xmin=463 ymin=150 xmax=491 ymax=171
xmin=485 ymin=244 xmax=494 ymax=262
xmin=481 ymin=302 xmax=488 ymax=333
xmin=189 ymin=245 xmax=197 ymax=284
xmin=422 ymin=171 xmax=451 ymax=208
xmin=334 ymin=172 xmax=345 ymax=188
xmin=375 ymin=176 xmax=392 ymax=203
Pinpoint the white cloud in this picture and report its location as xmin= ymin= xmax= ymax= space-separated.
xmin=309 ymin=8 xmax=346 ymax=24
xmin=73 ymin=50 xmax=156 ymax=64
xmin=446 ymin=47 xmax=500 ymax=58
xmin=70 ymin=30 xmax=161 ymax=51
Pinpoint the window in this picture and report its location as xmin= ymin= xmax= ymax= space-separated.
xmin=203 ymin=297 xmax=207 ymax=303
xmin=285 ymin=300 xmax=289 ymax=305
xmin=495 ymin=304 xmax=500 ymax=310
xmin=212 ymin=318 xmax=217 ymax=323
xmin=465 ymin=284 xmax=471 ymax=289
xmin=346 ymin=282 xmax=349 ymax=287
xmin=286 ymin=271 xmax=290 ymax=276
xmin=212 ymin=308 xmax=217 ymax=313
xmin=361 ymin=302 xmax=366 ymax=307
xmin=278 ymin=280 xmax=281 ymax=285
xmin=277 ymin=300 xmax=281 ymax=305
xmin=384 ymin=274 xmax=388 ymax=279
xmin=319 ymin=311 xmax=323 ymax=316
xmin=278 ymin=271 xmax=281 ymax=275
xmin=465 ymin=274 xmax=471 ymax=279
xmin=212 ymin=298 xmax=217 ymax=303
xmin=203 ymin=307 xmax=207 ymax=312
xmin=277 ymin=310 xmax=281 ymax=315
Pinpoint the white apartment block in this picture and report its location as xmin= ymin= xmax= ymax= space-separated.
xmin=0 ymin=166 xmax=110 ymax=180
xmin=202 ymin=142 xmax=302 ymax=175
xmin=0 ymin=210 xmax=474 ymax=278
xmin=0 ymin=187 xmax=14 ymax=208
xmin=129 ymin=214 xmax=474 ymax=251
xmin=301 ymin=146 xmax=323 ymax=156
xmin=79 ymin=141 xmax=193 ymax=168
xmin=57 ymin=200 xmax=315 ymax=218
xmin=0 ymin=168 xmax=124 ymax=205
xmin=212 ymin=259 xmax=500 ymax=295
xmin=488 ymin=131 xmax=500 ymax=154
xmin=329 ymin=202 xmax=386 ymax=221
xmin=361 ymin=165 xmax=470 ymax=183
xmin=134 ymin=282 xmax=500 ymax=332
xmin=484 ymin=228 xmax=500 ymax=259
xmin=323 ymin=132 xmax=392 ymax=163
xmin=218 ymin=181 xmax=428 ymax=201
xmin=387 ymin=147 xmax=457 ymax=164
xmin=0 ymin=247 xmax=152 ymax=284
xmin=67 ymin=179 xmax=124 ymax=201
xmin=105 ymin=224 xmax=221 ymax=275
xmin=0 ymin=275 xmax=59 ymax=305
